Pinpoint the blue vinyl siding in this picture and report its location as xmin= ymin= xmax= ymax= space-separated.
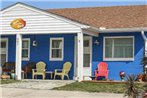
xmin=92 ymin=32 xmax=145 ymax=80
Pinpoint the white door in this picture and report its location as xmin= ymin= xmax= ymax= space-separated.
xmin=0 ymin=38 xmax=8 ymax=66
xmin=74 ymin=36 xmax=92 ymax=80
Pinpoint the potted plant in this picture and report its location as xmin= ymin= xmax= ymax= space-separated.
xmin=141 ymin=57 xmax=147 ymax=74
xmin=141 ymin=57 xmax=147 ymax=97
xmin=11 ymin=70 xmax=16 ymax=79
xmin=141 ymin=57 xmax=147 ymax=82
xmin=119 ymin=71 xmax=126 ymax=81
xmin=137 ymin=74 xmax=143 ymax=82
xmin=142 ymin=74 xmax=147 ymax=82
xmin=124 ymin=74 xmax=138 ymax=98
xmin=142 ymin=83 xmax=147 ymax=98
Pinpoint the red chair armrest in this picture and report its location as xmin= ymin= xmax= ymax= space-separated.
xmin=94 ymin=70 xmax=98 ymax=76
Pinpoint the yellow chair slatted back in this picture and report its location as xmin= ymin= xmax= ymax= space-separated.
xmin=36 ymin=61 xmax=46 ymax=73
xmin=63 ymin=62 xmax=72 ymax=74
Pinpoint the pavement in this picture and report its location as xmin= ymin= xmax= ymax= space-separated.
xmin=1 ymin=79 xmax=74 ymax=90
xmin=0 ymin=80 xmax=125 ymax=98
xmin=1 ymin=88 xmax=125 ymax=98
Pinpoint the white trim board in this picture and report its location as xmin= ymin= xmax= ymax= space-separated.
xmin=1 ymin=31 xmax=80 ymax=35
xmin=49 ymin=37 xmax=64 ymax=61
xmin=99 ymin=27 xmax=147 ymax=33
xmin=22 ymin=38 xmax=30 ymax=61
xmin=74 ymin=36 xmax=92 ymax=80
xmin=103 ymin=36 xmax=135 ymax=61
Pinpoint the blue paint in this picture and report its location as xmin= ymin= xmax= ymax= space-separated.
xmin=92 ymin=32 xmax=144 ymax=80
xmin=2 ymin=34 xmax=75 ymax=79
xmin=1 ymin=32 xmax=146 ymax=80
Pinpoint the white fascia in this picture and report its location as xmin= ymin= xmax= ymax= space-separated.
xmin=99 ymin=27 xmax=147 ymax=33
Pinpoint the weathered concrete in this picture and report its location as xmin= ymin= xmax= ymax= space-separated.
xmin=1 ymin=80 xmax=74 ymax=90
xmin=1 ymin=87 xmax=125 ymax=98
xmin=1 ymin=80 xmax=125 ymax=98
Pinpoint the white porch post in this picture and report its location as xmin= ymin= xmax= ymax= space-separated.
xmin=15 ymin=34 xmax=22 ymax=80
xmin=77 ymin=31 xmax=84 ymax=82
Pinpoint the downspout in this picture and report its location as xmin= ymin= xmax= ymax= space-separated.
xmin=141 ymin=30 xmax=147 ymax=73
xmin=141 ymin=31 xmax=147 ymax=41
xmin=141 ymin=31 xmax=147 ymax=57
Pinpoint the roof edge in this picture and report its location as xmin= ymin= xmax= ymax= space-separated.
xmin=99 ymin=27 xmax=147 ymax=33
xmin=47 ymin=4 xmax=147 ymax=11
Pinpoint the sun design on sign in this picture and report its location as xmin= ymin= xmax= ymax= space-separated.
xmin=10 ymin=18 xmax=26 ymax=29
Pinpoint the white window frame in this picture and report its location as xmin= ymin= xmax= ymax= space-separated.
xmin=22 ymin=38 xmax=30 ymax=61
xmin=103 ymin=36 xmax=134 ymax=61
xmin=0 ymin=38 xmax=8 ymax=64
xmin=50 ymin=38 xmax=64 ymax=61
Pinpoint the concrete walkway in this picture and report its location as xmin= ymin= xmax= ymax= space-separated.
xmin=1 ymin=87 xmax=125 ymax=98
xmin=0 ymin=80 xmax=125 ymax=98
xmin=1 ymin=79 xmax=74 ymax=90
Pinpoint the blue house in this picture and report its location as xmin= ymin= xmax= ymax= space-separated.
xmin=1 ymin=3 xmax=147 ymax=81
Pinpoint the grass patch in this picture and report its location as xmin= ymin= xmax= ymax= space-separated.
xmin=53 ymin=82 xmax=144 ymax=93
xmin=1 ymin=79 xmax=20 ymax=84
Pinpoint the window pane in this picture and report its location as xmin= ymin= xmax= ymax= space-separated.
xmin=124 ymin=47 xmax=133 ymax=58
xmin=1 ymin=54 xmax=6 ymax=66
xmin=114 ymin=38 xmax=133 ymax=58
xmin=84 ymin=40 xmax=89 ymax=47
xmin=1 ymin=42 xmax=6 ymax=48
xmin=1 ymin=48 xmax=6 ymax=54
xmin=114 ymin=46 xmax=124 ymax=58
xmin=22 ymin=40 xmax=29 ymax=48
xmin=52 ymin=40 xmax=62 ymax=48
xmin=22 ymin=50 xmax=28 ymax=58
xmin=52 ymin=49 xmax=62 ymax=58
xmin=0 ymin=41 xmax=7 ymax=65
xmin=114 ymin=38 xmax=133 ymax=47
xmin=104 ymin=37 xmax=133 ymax=59
xmin=83 ymin=54 xmax=90 ymax=67
xmin=105 ymin=38 xmax=113 ymax=58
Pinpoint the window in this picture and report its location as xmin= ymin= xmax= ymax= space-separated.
xmin=83 ymin=38 xmax=91 ymax=67
xmin=84 ymin=54 xmax=90 ymax=67
xmin=104 ymin=36 xmax=134 ymax=61
xmin=22 ymin=39 xmax=30 ymax=60
xmin=50 ymin=38 xmax=64 ymax=61
xmin=0 ymin=39 xmax=8 ymax=66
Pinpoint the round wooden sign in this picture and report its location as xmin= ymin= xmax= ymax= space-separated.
xmin=10 ymin=18 xmax=26 ymax=29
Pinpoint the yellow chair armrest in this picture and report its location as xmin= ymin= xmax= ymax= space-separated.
xmin=55 ymin=69 xmax=62 ymax=72
xmin=32 ymin=69 xmax=35 ymax=72
xmin=54 ymin=69 xmax=62 ymax=74
xmin=35 ymin=69 xmax=45 ymax=71
xmin=32 ymin=69 xmax=46 ymax=73
xmin=56 ymin=69 xmax=62 ymax=71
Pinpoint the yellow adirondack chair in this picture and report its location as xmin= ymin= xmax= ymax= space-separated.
xmin=54 ymin=62 xmax=72 ymax=80
xmin=32 ymin=61 xmax=46 ymax=80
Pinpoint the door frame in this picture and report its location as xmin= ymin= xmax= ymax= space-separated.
xmin=0 ymin=38 xmax=8 ymax=64
xmin=74 ymin=36 xmax=92 ymax=79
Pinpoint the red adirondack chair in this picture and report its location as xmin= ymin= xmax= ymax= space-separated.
xmin=94 ymin=62 xmax=109 ymax=80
